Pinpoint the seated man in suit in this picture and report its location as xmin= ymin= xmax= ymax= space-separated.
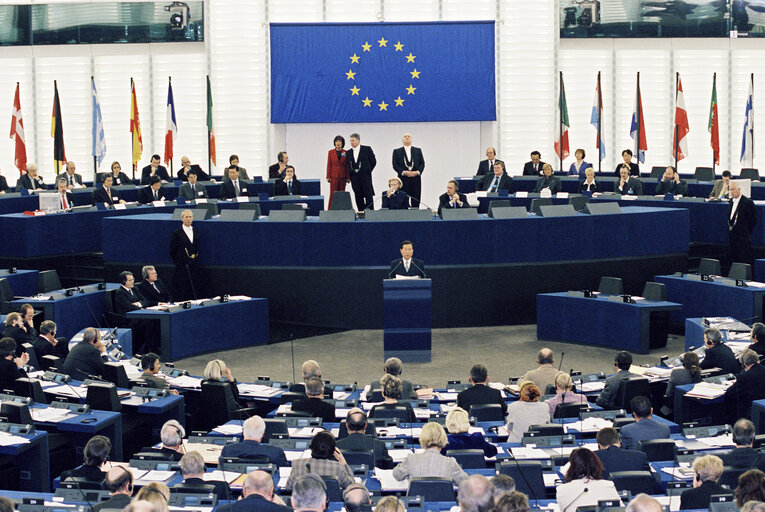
xmin=32 ymin=320 xmax=68 ymax=362
xmin=614 ymin=149 xmax=640 ymax=177
xmin=93 ymin=466 xmax=134 ymax=512
xmin=476 ymin=147 xmax=498 ymax=177
xmin=289 ymin=360 xmax=333 ymax=397
xmin=59 ymin=327 xmax=107 ymax=381
xmin=115 ymin=270 xmax=155 ymax=353
xmin=679 ymin=455 xmax=731 ymax=510
xmin=177 ymin=451 xmax=230 ymax=500
xmin=720 ymin=418 xmax=765 ymax=470
xmin=55 ymin=179 xmax=75 ymax=210
xmin=479 ymin=161 xmax=513 ymax=193
xmin=710 ymin=170 xmax=732 ymax=199
xmin=273 ymin=165 xmax=300 ymax=196
xmin=0 ymin=337 xmax=28 ymax=392
xmin=220 ymin=415 xmax=289 ymax=466
xmin=143 ymin=419 xmax=185 ymax=461
xmin=522 ymin=151 xmax=545 ymax=176
xmin=700 ymin=327 xmax=740 ymax=374
xmin=268 ymin=151 xmax=289 ymax=180
xmin=369 ymin=357 xmax=418 ymax=400
xmin=292 ymin=377 xmax=336 ymax=422
xmin=92 ymin=175 xmax=126 ymax=206
xmin=438 ymin=180 xmax=470 ymax=216
xmin=594 ymin=427 xmax=649 ymax=478
xmin=137 ymin=176 xmax=167 ymax=204
xmin=619 ymin=395 xmax=670 ymax=450
xmin=597 ymin=351 xmax=639 ymax=408
xmin=533 ymin=163 xmax=561 ymax=194
xmin=655 ymin=166 xmax=688 ymax=196
xmin=389 ymin=240 xmax=425 ymax=278
xmin=178 ymin=169 xmax=208 ymax=201
xmin=219 ymin=166 xmax=249 ymax=200
xmin=177 ymin=155 xmax=210 ymax=182
xmin=137 ymin=265 xmax=172 ymax=307
xmin=139 ymin=352 xmax=178 ymax=395
xmin=60 ymin=435 xmax=111 ymax=482
xmin=226 ymin=470 xmax=291 ymax=512
xmin=749 ymin=322 xmax=765 ymax=358
xmin=336 ymin=408 xmax=394 ymax=469
xmin=140 ymin=154 xmax=170 ymax=184
xmin=58 ymin=161 xmax=85 ymax=189
xmin=519 ymin=348 xmax=563 ymax=393
xmin=615 ymin=165 xmax=644 ymax=195
xmin=456 ymin=363 xmax=507 ymax=416
xmin=724 ymin=349 xmax=765 ymax=421
xmin=17 ymin=163 xmax=44 ymax=191
xmin=225 ymin=154 xmax=249 ymax=181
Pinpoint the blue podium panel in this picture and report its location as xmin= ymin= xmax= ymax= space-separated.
xmin=126 ymin=298 xmax=268 ymax=360
xmin=654 ymin=274 xmax=765 ymax=324
xmin=536 ymin=292 xmax=681 ymax=354
xmin=10 ymin=283 xmax=120 ymax=339
xmin=0 ymin=430 xmax=50 ymax=492
xmin=383 ymin=279 xmax=431 ymax=362
xmin=674 ymin=383 xmax=727 ymax=425
xmin=754 ymin=399 xmax=765 ymax=434
xmin=755 ymin=259 xmax=765 ymax=282
xmin=0 ymin=269 xmax=39 ymax=295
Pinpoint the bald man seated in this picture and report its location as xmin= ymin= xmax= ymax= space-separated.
xmin=216 ymin=470 xmax=290 ymax=512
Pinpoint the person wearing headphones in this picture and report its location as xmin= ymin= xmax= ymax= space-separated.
xmin=140 ymin=353 xmax=179 ymax=395
xmin=93 ymin=465 xmax=134 ymax=511
xmin=59 ymin=327 xmax=106 ymax=381
xmin=721 ymin=419 xmax=765 ymax=471
xmin=679 ymin=455 xmax=730 ymax=510
xmin=221 ymin=470 xmax=290 ymax=512
xmin=286 ymin=431 xmax=354 ymax=490
xmin=219 ymin=415 xmax=289 ymax=467
xmin=0 ymin=337 xmax=28 ymax=391
xmin=700 ymin=328 xmax=740 ymax=375
xmin=291 ymin=474 xmax=328 ymax=512
xmin=336 ymin=408 xmax=394 ymax=469
xmin=202 ymin=359 xmax=241 ymax=413
xmin=343 ymin=483 xmax=372 ymax=512
xmin=60 ymin=435 xmax=111 ymax=482
xmin=269 ymin=151 xmax=290 ymax=180
xmin=176 ymin=451 xmax=231 ymax=501
xmin=369 ymin=357 xmax=417 ymax=400
xmin=142 ymin=419 xmax=185 ymax=461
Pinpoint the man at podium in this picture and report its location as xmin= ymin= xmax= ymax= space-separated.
xmin=389 ymin=240 xmax=425 ymax=278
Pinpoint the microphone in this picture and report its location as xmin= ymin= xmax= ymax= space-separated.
xmin=562 ymin=487 xmax=588 ymax=512
xmin=388 ymin=260 xmax=402 ymax=279
xmin=410 ymin=260 xmax=427 ymax=279
xmin=558 ymin=352 xmax=566 ymax=371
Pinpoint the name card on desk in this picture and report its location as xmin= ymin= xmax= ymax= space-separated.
xmin=236 ymin=196 xmax=249 ymax=203
xmin=515 ymin=191 xmax=528 ymax=198
xmin=621 ymin=194 xmax=638 ymax=200
xmin=195 ymin=198 xmax=207 ymax=204
xmin=152 ymin=200 xmax=166 ymax=207
xmin=113 ymin=203 xmax=126 ymax=210
xmin=556 ymin=192 xmax=569 ymax=199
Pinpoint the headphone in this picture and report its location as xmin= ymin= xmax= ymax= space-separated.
xmin=296 ymin=473 xmax=329 ymax=508
xmin=342 ymin=483 xmax=371 ymax=504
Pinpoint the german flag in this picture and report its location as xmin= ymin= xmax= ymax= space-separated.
xmin=51 ymin=80 xmax=66 ymax=171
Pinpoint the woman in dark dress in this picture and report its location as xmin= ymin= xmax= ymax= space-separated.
xmin=442 ymin=407 xmax=497 ymax=457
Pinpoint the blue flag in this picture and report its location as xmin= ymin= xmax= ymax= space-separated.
xmin=91 ymin=78 xmax=106 ymax=167
xmin=270 ymin=21 xmax=496 ymax=123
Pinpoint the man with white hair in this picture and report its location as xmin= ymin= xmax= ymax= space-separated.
xmin=291 ymin=474 xmax=327 ymax=512
xmin=176 ymin=451 xmax=230 ymax=500
xmin=146 ymin=419 xmax=185 ymax=461
xmin=392 ymin=133 xmax=425 ymax=208
xmin=626 ymin=494 xmax=662 ymax=512
xmin=219 ymin=470 xmax=290 ymax=512
xmin=289 ymin=360 xmax=332 ymax=397
xmin=219 ymin=415 xmax=288 ymax=466
xmin=728 ymin=180 xmax=757 ymax=265
xmin=17 ymin=163 xmax=44 ymax=191
xmin=458 ymin=474 xmax=494 ymax=512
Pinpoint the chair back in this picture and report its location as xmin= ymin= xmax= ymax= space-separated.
xmin=487 ymin=200 xmax=511 ymax=216
xmin=372 ymin=405 xmax=409 ymax=422
xmin=41 ymin=354 xmax=61 ymax=371
xmin=699 ymin=258 xmax=722 ymax=276
xmin=598 ymin=277 xmax=623 ymax=296
xmin=497 ymin=460 xmax=545 ymax=501
xmin=0 ymin=278 xmax=14 ymax=313
xmin=14 ymin=378 xmax=48 ymax=404
xmin=368 ymin=389 xmax=384 ymax=402
xmin=729 ymin=262 xmax=753 ymax=281
xmin=609 ymin=470 xmax=656 ymax=495
xmin=446 ymin=449 xmax=486 ymax=469
xmin=103 ymin=289 xmax=127 ymax=328
xmin=86 ymin=382 xmax=122 ymax=412
xmin=741 ymin=168 xmax=760 ymax=181
xmin=102 ymin=362 xmax=130 ymax=389
xmin=279 ymin=392 xmax=305 ymax=404
xmin=554 ymin=402 xmax=589 ymax=419
xmin=468 ymin=404 xmax=504 ymax=422
xmin=529 ymin=424 xmax=564 ymax=436
xmin=642 ymin=282 xmax=666 ymax=301
xmin=617 ymin=378 xmax=650 ymax=413
xmin=638 ymin=439 xmax=676 ymax=461
xmin=38 ymin=270 xmax=62 ymax=293
xmin=21 ymin=343 xmax=40 ymax=372
xmin=694 ymin=167 xmax=715 ymax=181
xmin=341 ymin=450 xmax=375 ymax=468
xmin=330 ymin=191 xmax=353 ymax=210
xmin=337 ymin=420 xmax=376 ymax=439
xmin=530 ymin=198 xmax=553 ymax=216
xmin=569 ymin=196 xmax=590 ymax=212
xmin=719 ymin=467 xmax=749 ymax=490
xmin=650 ymin=166 xmax=666 ymax=179
xmin=322 ymin=478 xmax=343 ymax=502
xmin=200 ymin=381 xmax=235 ymax=431
xmin=61 ymin=477 xmax=104 ymax=490
xmin=238 ymin=203 xmax=262 ymax=216
xmin=407 ymin=477 xmax=456 ymax=501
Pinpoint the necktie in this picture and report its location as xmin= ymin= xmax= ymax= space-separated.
xmin=106 ymin=188 xmax=111 ymax=200
xmin=404 ymin=260 xmax=410 ymax=272
xmin=491 ymin=177 xmax=498 ymax=192
xmin=234 ymin=181 xmax=239 ymax=196
xmin=154 ymin=190 xmax=158 ymax=201
xmin=288 ymin=181 xmax=292 ymax=194
xmin=61 ymin=194 xmax=68 ymax=209
xmin=69 ymin=176 xmax=73 ymax=186
xmin=191 ymin=184 xmax=195 ymax=195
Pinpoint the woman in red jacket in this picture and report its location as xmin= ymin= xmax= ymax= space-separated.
xmin=326 ymin=135 xmax=350 ymax=209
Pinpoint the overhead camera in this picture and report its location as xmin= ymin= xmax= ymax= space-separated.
xmin=165 ymin=1 xmax=191 ymax=30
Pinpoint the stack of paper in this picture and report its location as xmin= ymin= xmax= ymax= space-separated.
xmin=563 ymin=417 xmax=613 ymax=434
xmin=204 ymin=469 xmax=244 ymax=484
xmin=277 ymin=467 xmax=292 ymax=489
xmin=333 ymin=391 xmax=351 ymax=400
xmin=183 ymin=441 xmax=224 ymax=464
xmin=237 ymin=383 xmax=281 ymax=398
xmin=285 ymin=450 xmax=311 ymax=461
xmin=45 ymin=384 xmax=88 ymax=398
xmin=661 ymin=465 xmax=695 ymax=479
xmin=579 ymin=381 xmax=606 ymax=393
xmin=373 ymin=469 xmax=409 ymax=491
xmin=413 ymin=408 xmax=437 ymax=419
xmin=289 ymin=427 xmax=324 ymax=438
xmin=0 ymin=431 xmax=31 ymax=446
xmin=434 ymin=392 xmax=458 ymax=401
xmin=167 ymin=375 xmax=203 ymax=388
xmin=695 ymin=433 xmax=735 ymax=448
xmin=507 ymin=447 xmax=548 ymax=459
xmin=685 ymin=382 xmax=728 ymax=399
xmin=388 ymin=449 xmax=414 ymax=463
xmin=30 ymin=407 xmax=75 ymax=423
xmin=135 ymin=470 xmax=176 ymax=483
xmin=212 ymin=424 xmax=243 ymax=435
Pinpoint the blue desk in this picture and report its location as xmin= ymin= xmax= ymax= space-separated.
xmin=753 ymin=399 xmax=765 ymax=434
xmin=654 ymin=274 xmax=765 ymax=324
xmin=10 ymin=283 xmax=120 ymax=339
xmin=126 ymin=298 xmax=268 ymax=360
xmin=673 ymin=383 xmax=726 ymax=425
xmin=383 ymin=279 xmax=431 ymax=362
xmin=0 ymin=269 xmax=38 ymax=295
xmin=684 ymin=318 xmax=743 ymax=350
xmin=536 ymin=292 xmax=681 ymax=354
xmin=32 ymin=404 xmax=123 ymax=461
xmin=0 ymin=430 xmax=50 ymax=491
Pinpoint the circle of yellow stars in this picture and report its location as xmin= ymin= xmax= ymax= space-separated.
xmin=345 ymin=37 xmax=419 ymax=111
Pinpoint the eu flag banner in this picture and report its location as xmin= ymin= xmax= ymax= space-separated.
xmin=270 ymin=22 xmax=496 ymax=123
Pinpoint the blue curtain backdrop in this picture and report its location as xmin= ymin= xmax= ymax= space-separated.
xmin=270 ymin=21 xmax=496 ymax=123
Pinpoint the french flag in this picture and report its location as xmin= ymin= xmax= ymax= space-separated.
xmin=164 ymin=79 xmax=177 ymax=165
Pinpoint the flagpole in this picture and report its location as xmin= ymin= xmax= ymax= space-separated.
xmin=712 ymin=73 xmax=716 ymax=173
xmin=597 ymin=71 xmax=602 ymax=173
xmin=207 ymin=75 xmax=212 ymax=176
xmin=752 ymin=73 xmax=755 ymax=168
xmin=674 ymin=73 xmax=679 ymax=172
xmin=559 ymin=71 xmax=563 ymax=173
xmin=54 ymin=80 xmax=60 ymax=175
xmin=92 ymin=76 xmax=98 ymax=180
xmin=168 ymin=76 xmax=173 ymax=173
xmin=636 ymin=72 xmax=641 ymax=165
xmin=131 ymin=78 xmax=136 ymax=180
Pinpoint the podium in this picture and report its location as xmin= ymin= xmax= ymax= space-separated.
xmin=383 ymin=279 xmax=432 ymax=362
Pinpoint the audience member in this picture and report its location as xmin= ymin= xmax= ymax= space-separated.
xmin=32 ymin=320 xmax=68 ymax=361
xmin=107 ymin=161 xmax=131 ymax=186
xmin=655 ymin=166 xmax=688 ymax=195
xmin=268 ymin=152 xmax=290 ymax=180
xmin=369 ymin=374 xmax=416 ymax=422
xmin=533 ymin=164 xmax=561 ymax=194
xmin=137 ymin=175 xmax=167 ymax=204
xmin=290 ymin=360 xmax=332 ymax=396
xmin=710 ymin=170 xmax=732 ymax=199
xmin=458 ymin=474 xmax=494 ymax=512
xmin=594 ymin=427 xmax=649 ymax=478
xmin=177 ymin=156 xmax=210 ymax=182
xmin=442 ymin=407 xmax=497 ymax=457
xmin=219 ymin=166 xmax=249 ymax=199
xmin=664 ymin=352 xmax=702 ymax=408
xmin=457 ymin=364 xmax=507 ymax=416
xmin=578 ymin=167 xmax=599 ymax=193
xmin=505 ymin=382 xmax=549 ymax=443
xmin=179 ymin=169 xmax=208 ymax=201
xmin=135 ymin=482 xmax=170 ymax=512
xmin=60 ymin=435 xmax=111 ymax=482
xmin=614 ymin=149 xmax=640 ymax=176
xmin=615 ymin=164 xmax=643 ymax=195
xmin=393 ymin=421 xmax=467 ymax=485
xmin=370 ymin=357 xmax=418 ymax=399
xmin=290 ymin=474 xmax=327 ymax=512
xmin=374 ymin=496 xmax=405 ymax=512
xmin=59 ymin=327 xmax=107 ymax=381
xmin=437 ymin=180 xmax=470 ymax=216
xmin=342 ymin=483 xmax=372 ymax=512
xmin=700 ymin=327 xmax=740 ymax=374
xmin=137 ymin=265 xmax=173 ymax=307
xmin=479 ymin=161 xmax=512 ymax=193
xmin=336 ymin=408 xmax=394 ymax=469
xmin=177 ymin=450 xmax=231 ymax=500
xmin=721 ymin=419 xmax=765 ymax=470
xmin=0 ymin=337 xmax=27 ymax=391
xmin=274 ymin=165 xmax=300 ymax=196
xmin=726 ymin=349 xmax=765 ymax=420
xmin=520 ymin=348 xmax=563 ymax=392
xmin=381 ymin=177 xmax=409 ymax=209
xmin=680 ymin=455 xmax=730 ymax=510
xmin=144 ymin=419 xmax=184 ymax=461
xmin=140 ymin=352 xmax=177 ymax=393
xmin=93 ymin=466 xmax=134 ymax=512
xmin=736 ymin=470 xmax=765 ymax=508
xmin=490 ymin=474 xmax=516 ymax=502
xmin=2 ymin=312 xmax=33 ymax=351
xmin=220 ymin=470 xmax=290 ymax=512
xmin=620 ymin=396 xmax=670 ymax=450
xmin=227 ymin=155 xmax=250 ymax=180
xmin=626 ymin=494 xmax=663 ymax=512
xmin=203 ymin=358 xmax=241 ymax=414
xmin=522 ymin=151 xmax=545 ymax=176
xmin=741 ymin=502 xmax=765 ymax=512
xmin=556 ymin=448 xmax=621 ymax=512
xmin=749 ymin=323 xmax=765 ymax=358
xmin=219 ymin=415 xmax=289 ymax=466
xmin=493 ymin=492 xmax=530 ymax=512
xmin=476 ymin=147 xmax=498 ymax=176
xmin=286 ymin=430 xmax=354 ymax=489
xmin=596 ymin=351 xmax=638 ymax=408
xmin=292 ymin=376 xmax=337 ymax=422
xmin=569 ymin=148 xmax=591 ymax=178
xmin=545 ymin=373 xmax=587 ymax=417
xmin=140 ymin=154 xmax=170 ymax=184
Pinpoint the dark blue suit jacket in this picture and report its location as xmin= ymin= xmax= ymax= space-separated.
xmin=389 ymin=258 xmax=425 ymax=278
xmin=217 ymin=493 xmax=292 ymax=512
xmin=594 ymin=445 xmax=649 ymax=478
xmin=620 ymin=418 xmax=670 ymax=450
xmin=442 ymin=432 xmax=498 ymax=458
xmin=382 ymin=190 xmax=409 ymax=209
xmin=219 ymin=439 xmax=289 ymax=467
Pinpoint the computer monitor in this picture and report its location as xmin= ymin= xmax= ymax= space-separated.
xmin=38 ymin=193 xmax=62 ymax=211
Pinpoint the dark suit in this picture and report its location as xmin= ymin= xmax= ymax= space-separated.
xmin=749 ymin=342 xmax=765 ymax=358
xmin=60 ymin=464 xmax=106 ymax=483
xmin=438 ymin=193 xmax=469 ymax=216
xmin=456 ymin=384 xmax=507 ymax=415
xmin=337 ymin=432 xmax=394 ymax=469
xmin=443 ymin=432 xmax=498 ymax=458
xmin=522 ymin=161 xmax=546 ymax=176
xmin=700 ymin=343 xmax=740 ymax=375
xmin=179 ymin=182 xmax=208 ymax=201
xmin=476 ymin=159 xmax=498 ymax=176
xmin=17 ymin=174 xmax=43 ymax=190
xmin=720 ymin=446 xmax=765 ymax=470
xmin=392 ymin=146 xmax=425 ymax=208
xmin=114 ymin=285 xmax=155 ymax=352
xmin=292 ymin=398 xmax=336 ymax=422
xmin=220 ymin=439 xmax=289 ymax=466
xmin=382 ymin=190 xmax=409 ymax=209
xmin=178 ymin=477 xmax=231 ymax=501
xmin=219 ymin=179 xmax=249 ymax=200
xmin=92 ymin=494 xmax=132 ymax=512
xmin=0 ymin=357 xmax=23 ymax=392
xmin=106 ymin=172 xmax=131 ymax=186
xmin=137 ymin=278 xmax=172 ymax=307
xmin=170 ymin=226 xmax=200 ymax=300
xmin=32 ymin=335 xmax=68 ymax=361
xmin=594 ymin=445 xmax=649 ymax=478
xmin=274 ymin=178 xmax=301 ymax=196
xmin=137 ymin=186 xmax=167 ymax=204
xmin=177 ymin=165 xmax=209 ymax=182
xmin=725 ymin=363 xmax=765 ymax=420
xmin=596 ymin=369 xmax=638 ymax=408
xmin=656 ymin=179 xmax=688 ymax=196
xmin=615 ymin=177 xmax=644 ymax=195
xmin=533 ymin=176 xmax=561 ymax=194
xmin=0 ymin=175 xmax=9 ymax=193
xmin=680 ymin=480 xmax=732 ymax=510
xmin=140 ymin=165 xmax=170 ymax=185
xmin=1 ymin=326 xmax=33 ymax=353
xmin=347 ymin=144 xmax=376 ymax=210
xmin=619 ymin=418 xmax=670 ymax=450
xmin=389 ymin=258 xmax=425 ymax=278
xmin=114 ymin=286 xmax=147 ymax=314
xmin=268 ymin=163 xmax=285 ymax=180
xmin=479 ymin=173 xmax=512 ymax=193
xmin=729 ymin=195 xmax=757 ymax=264
xmin=370 ymin=377 xmax=417 ymax=400
xmin=218 ymin=493 xmax=292 ymax=512
xmin=614 ymin=162 xmax=640 ymax=177
xmin=579 ymin=180 xmax=600 ymax=193
xmin=60 ymin=341 xmax=107 ymax=381
xmin=57 ymin=172 xmax=84 ymax=188
xmin=92 ymin=185 xmax=119 ymax=205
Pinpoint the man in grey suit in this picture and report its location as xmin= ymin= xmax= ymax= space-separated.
xmin=57 ymin=161 xmax=84 ymax=189
xmin=369 ymin=357 xmax=417 ymax=400
xmin=178 ymin=169 xmax=208 ymax=201
xmin=619 ymin=396 xmax=670 ymax=450
xmin=140 ymin=352 xmax=179 ymax=395
xmin=519 ymin=348 xmax=563 ymax=392
xmin=596 ymin=351 xmax=638 ymax=408
xmin=709 ymin=170 xmax=732 ymax=199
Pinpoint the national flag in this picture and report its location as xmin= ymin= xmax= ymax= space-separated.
xmin=51 ymin=80 xmax=66 ymax=171
xmin=163 ymin=78 xmax=177 ymax=165
xmin=741 ymin=74 xmax=754 ymax=167
xmin=554 ymin=72 xmax=570 ymax=161
xmin=672 ymin=75 xmax=690 ymax=162
xmin=630 ymin=73 xmax=648 ymax=164
xmin=130 ymin=79 xmax=143 ymax=166
xmin=206 ymin=75 xmax=216 ymax=166
xmin=590 ymin=72 xmax=605 ymax=161
xmin=91 ymin=77 xmax=107 ymax=167
xmin=9 ymin=83 xmax=26 ymax=175
xmin=709 ymin=73 xmax=720 ymax=166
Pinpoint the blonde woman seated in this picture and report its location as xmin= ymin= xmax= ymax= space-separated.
xmin=442 ymin=407 xmax=498 ymax=457
xmin=382 ymin=177 xmax=409 ymax=209
xmin=286 ymin=430 xmax=354 ymax=489
xmin=375 ymin=496 xmax=406 ymax=512
xmin=369 ymin=374 xmax=417 ymax=422
xmin=393 ymin=422 xmax=468 ymax=485
xmin=135 ymin=482 xmax=171 ymax=512
xmin=545 ymin=373 xmax=588 ymax=417
xmin=203 ymin=359 xmax=241 ymax=412
xmin=556 ymin=448 xmax=621 ymax=512
xmin=505 ymin=382 xmax=550 ymax=443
